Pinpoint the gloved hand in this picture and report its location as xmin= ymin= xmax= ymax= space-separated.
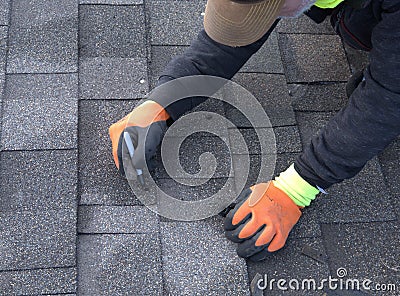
xmin=109 ymin=100 xmax=170 ymax=177
xmin=224 ymin=181 xmax=302 ymax=262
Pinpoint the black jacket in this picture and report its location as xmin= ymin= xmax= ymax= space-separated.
xmin=153 ymin=0 xmax=400 ymax=189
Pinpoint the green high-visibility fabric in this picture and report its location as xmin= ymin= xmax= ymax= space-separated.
xmin=315 ymin=0 xmax=344 ymax=9
xmin=273 ymin=164 xmax=320 ymax=207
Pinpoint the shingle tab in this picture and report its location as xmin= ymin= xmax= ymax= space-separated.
xmin=379 ymin=138 xmax=400 ymax=219
xmin=160 ymin=218 xmax=250 ymax=295
xmin=0 ymin=26 xmax=7 ymax=71
xmin=156 ymin=177 xmax=236 ymax=202
xmin=321 ymin=222 xmax=399 ymax=294
xmin=229 ymin=127 xmax=302 ymax=155
xmin=247 ymin=238 xmax=330 ymax=295
xmin=80 ymin=0 xmax=143 ymax=4
xmin=226 ymin=73 xmax=296 ymax=127
xmin=77 ymin=234 xmax=162 ymax=295
xmin=149 ymin=0 xmax=206 ymax=45
xmin=0 ymin=1 xmax=9 ymax=25
xmin=79 ymin=57 xmax=148 ymax=100
xmin=155 ymin=178 xmax=237 ymax=222
xmin=0 ymin=267 xmax=77 ymax=295
xmin=150 ymin=45 xmax=187 ymax=88
xmin=7 ymin=0 xmax=78 ymax=73
xmin=277 ymin=15 xmax=335 ymax=34
xmin=0 ymin=73 xmax=4 ymax=107
xmin=78 ymin=100 xmax=141 ymax=205
xmin=0 ymin=150 xmax=77 ymax=211
xmin=239 ymin=32 xmax=284 ymax=74
xmin=289 ymin=83 xmax=347 ymax=111
xmin=78 ymin=205 xmax=159 ymax=233
xmin=279 ymin=33 xmax=350 ymax=82
xmin=79 ymin=5 xmax=146 ymax=58
xmin=344 ymin=43 xmax=369 ymax=74
xmin=1 ymin=74 xmax=78 ymax=150
xmin=296 ymin=111 xmax=336 ymax=148
xmin=152 ymin=134 xmax=232 ymax=179
xmin=0 ymin=207 xmax=76 ymax=270
xmin=315 ymin=157 xmax=396 ymax=223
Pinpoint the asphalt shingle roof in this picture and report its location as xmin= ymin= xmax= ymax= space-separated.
xmin=0 ymin=0 xmax=398 ymax=295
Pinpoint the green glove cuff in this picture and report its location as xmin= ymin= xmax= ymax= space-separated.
xmin=273 ymin=164 xmax=320 ymax=207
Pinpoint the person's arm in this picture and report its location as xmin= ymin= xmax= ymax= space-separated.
xmin=295 ymin=2 xmax=400 ymax=189
xmin=153 ymin=21 xmax=279 ymax=121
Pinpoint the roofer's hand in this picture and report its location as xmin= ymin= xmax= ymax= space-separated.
xmin=109 ymin=100 xmax=170 ymax=177
xmin=224 ymin=181 xmax=302 ymax=261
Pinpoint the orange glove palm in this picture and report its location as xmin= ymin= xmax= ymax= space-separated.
xmin=224 ymin=182 xmax=301 ymax=261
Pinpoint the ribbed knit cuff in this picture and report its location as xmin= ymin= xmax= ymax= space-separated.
xmin=273 ymin=164 xmax=320 ymax=207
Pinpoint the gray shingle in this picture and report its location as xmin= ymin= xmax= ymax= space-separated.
xmin=0 ymin=267 xmax=77 ymax=295
xmin=0 ymin=26 xmax=7 ymax=71
xmin=192 ymin=97 xmax=226 ymax=116
xmin=228 ymin=127 xmax=301 ymax=154
xmin=1 ymin=74 xmax=78 ymax=150
xmin=78 ymin=100 xmax=141 ymax=205
xmin=277 ymin=15 xmax=335 ymax=34
xmin=0 ymin=73 xmax=4 ymax=106
xmin=279 ymin=33 xmax=350 ymax=82
xmin=289 ymin=83 xmax=347 ymax=111
xmin=228 ymin=128 xmax=274 ymax=155
xmin=7 ymin=0 xmax=78 ymax=73
xmin=0 ymin=150 xmax=77 ymax=211
xmin=152 ymin=133 xmax=232 ymax=179
xmin=226 ymin=73 xmax=296 ymax=127
xmin=156 ymin=178 xmax=237 ymax=222
xmin=80 ymin=0 xmax=143 ymax=4
xmin=150 ymin=45 xmax=187 ymax=88
xmin=79 ymin=5 xmax=146 ymax=58
xmin=379 ymin=138 xmax=400 ymax=219
xmin=314 ymin=157 xmax=396 ymax=223
xmin=161 ymin=217 xmax=250 ymax=295
xmin=321 ymin=222 xmax=399 ymax=296
xmin=78 ymin=205 xmax=159 ymax=233
xmin=344 ymin=43 xmax=369 ymax=74
xmin=0 ymin=1 xmax=9 ymax=25
xmin=239 ymin=32 xmax=284 ymax=74
xmin=149 ymin=0 xmax=206 ymax=45
xmin=0 ymin=207 xmax=76 ymax=270
xmin=79 ymin=57 xmax=148 ymax=100
xmin=156 ymin=177 xmax=235 ymax=202
xmin=275 ymin=126 xmax=303 ymax=153
xmin=296 ymin=111 xmax=336 ymax=148
xmin=291 ymin=206 xmax=322 ymax=239
xmin=77 ymin=234 xmax=162 ymax=295
xmin=247 ymin=238 xmax=330 ymax=295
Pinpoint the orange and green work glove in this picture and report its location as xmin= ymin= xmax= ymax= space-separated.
xmin=224 ymin=164 xmax=321 ymax=261
xmin=109 ymin=100 xmax=170 ymax=177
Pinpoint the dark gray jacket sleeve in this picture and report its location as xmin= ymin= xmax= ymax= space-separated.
xmin=295 ymin=1 xmax=400 ymax=189
xmin=153 ymin=21 xmax=279 ymax=120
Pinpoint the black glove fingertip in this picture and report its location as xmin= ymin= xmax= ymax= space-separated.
xmin=225 ymin=217 xmax=251 ymax=243
xmin=236 ymin=226 xmax=270 ymax=259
